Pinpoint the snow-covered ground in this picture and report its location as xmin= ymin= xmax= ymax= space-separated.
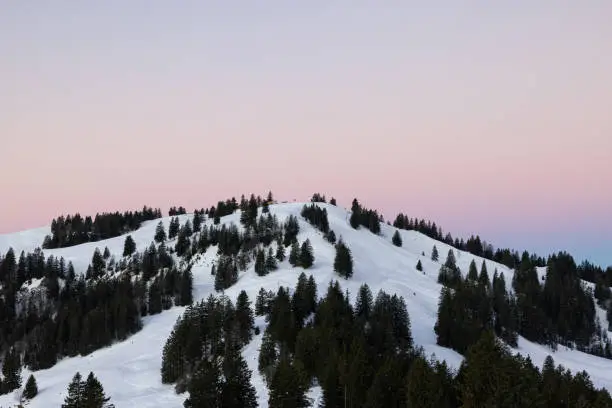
xmin=1 ymin=202 xmax=611 ymax=407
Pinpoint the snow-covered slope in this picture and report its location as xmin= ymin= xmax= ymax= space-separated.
xmin=1 ymin=202 xmax=611 ymax=407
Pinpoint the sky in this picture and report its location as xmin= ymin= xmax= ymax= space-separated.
xmin=1 ymin=1 xmax=611 ymax=267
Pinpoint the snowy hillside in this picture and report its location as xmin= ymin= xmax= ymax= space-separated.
xmin=1 ymin=202 xmax=612 ymax=407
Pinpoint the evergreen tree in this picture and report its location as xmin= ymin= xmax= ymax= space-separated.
xmin=102 ymin=247 xmax=111 ymax=259
xmin=178 ymin=268 xmax=193 ymax=306
xmin=258 ymin=330 xmax=278 ymax=383
xmin=91 ymin=248 xmax=106 ymax=278
xmin=148 ymin=278 xmax=162 ymax=315
xmin=467 ymin=259 xmax=478 ymax=281
xmin=355 ymin=283 xmax=373 ymax=321
xmin=268 ymin=353 xmax=310 ymax=408
xmin=299 ymin=239 xmax=314 ymax=269
xmin=478 ymin=260 xmax=490 ymax=288
xmin=438 ymin=249 xmax=461 ymax=288
xmin=330 ymin=197 xmax=337 ymax=206
xmin=333 ymin=239 xmax=353 ymax=279
xmin=154 ymin=221 xmax=166 ymax=243
xmin=265 ymin=247 xmax=278 ymax=272
xmin=236 ymin=290 xmax=255 ymax=345
xmin=431 ymin=245 xmax=439 ymax=262
xmin=416 ymin=260 xmax=423 ymax=272
xmin=192 ymin=212 xmax=203 ymax=232
xmin=123 ymin=235 xmax=136 ymax=257
xmin=82 ymin=371 xmax=111 ymax=408
xmin=275 ymin=242 xmax=286 ymax=262
xmin=221 ymin=348 xmax=258 ymax=408
xmin=326 ymin=229 xmax=337 ymax=244
xmin=392 ymin=230 xmax=402 ymax=247
xmin=168 ymin=217 xmax=180 ymax=240
xmin=184 ymin=360 xmax=222 ymax=408
xmin=288 ymin=242 xmax=300 ymax=267
xmin=62 ymin=372 xmax=84 ymax=408
xmin=406 ymin=357 xmax=456 ymax=408
xmin=1 ymin=348 xmax=21 ymax=392
xmin=255 ymin=249 xmax=267 ymax=276
xmin=23 ymin=374 xmax=38 ymax=400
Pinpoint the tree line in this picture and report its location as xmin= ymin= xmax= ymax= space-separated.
xmin=42 ymin=206 xmax=162 ymax=249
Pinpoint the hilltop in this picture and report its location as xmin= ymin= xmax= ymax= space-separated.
xmin=0 ymin=199 xmax=611 ymax=407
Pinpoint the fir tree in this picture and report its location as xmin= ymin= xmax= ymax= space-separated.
xmin=431 ymin=245 xmax=439 ymax=262
xmin=275 ymin=242 xmax=286 ymax=262
xmin=326 ymin=229 xmax=337 ymax=244
xmin=438 ymin=249 xmax=461 ymax=288
xmin=1 ymin=348 xmax=21 ymax=392
xmin=299 ymin=239 xmax=314 ymax=269
xmin=221 ymin=348 xmax=258 ymax=408
xmin=82 ymin=371 xmax=111 ymax=408
xmin=416 ymin=260 xmax=423 ymax=272
xmin=330 ymin=197 xmax=337 ymax=206
xmin=23 ymin=374 xmax=38 ymax=400
xmin=154 ymin=221 xmax=167 ymax=243
xmin=333 ymin=239 xmax=353 ymax=279
xmin=355 ymin=283 xmax=373 ymax=320
xmin=192 ymin=212 xmax=203 ymax=232
xmin=258 ymin=330 xmax=278 ymax=384
xmin=265 ymin=247 xmax=278 ymax=272
xmin=103 ymin=247 xmax=111 ymax=259
xmin=288 ymin=241 xmax=300 ymax=267
xmin=62 ymin=372 xmax=84 ymax=408
xmin=478 ymin=260 xmax=490 ymax=288
xmin=255 ymin=249 xmax=267 ymax=276
xmin=184 ymin=360 xmax=222 ymax=408
xmin=467 ymin=259 xmax=478 ymax=282
xmin=268 ymin=353 xmax=310 ymax=408
xmin=168 ymin=217 xmax=180 ymax=240
xmin=123 ymin=235 xmax=136 ymax=257
xmin=392 ymin=230 xmax=402 ymax=247
xmin=178 ymin=268 xmax=193 ymax=306
xmin=236 ymin=290 xmax=255 ymax=345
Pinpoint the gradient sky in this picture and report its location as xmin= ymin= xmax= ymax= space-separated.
xmin=1 ymin=1 xmax=611 ymax=267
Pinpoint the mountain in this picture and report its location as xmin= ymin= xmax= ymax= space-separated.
xmin=0 ymin=200 xmax=611 ymax=407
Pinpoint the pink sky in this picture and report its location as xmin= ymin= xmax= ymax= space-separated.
xmin=1 ymin=2 xmax=611 ymax=265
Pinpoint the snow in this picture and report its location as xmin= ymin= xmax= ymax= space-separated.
xmin=1 ymin=202 xmax=611 ymax=407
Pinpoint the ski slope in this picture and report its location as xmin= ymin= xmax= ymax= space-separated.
xmin=1 ymin=202 xmax=612 ymax=407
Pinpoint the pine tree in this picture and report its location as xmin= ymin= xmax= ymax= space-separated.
xmin=268 ymin=353 xmax=310 ymax=408
xmin=275 ymin=242 xmax=286 ymax=262
xmin=255 ymin=249 xmax=267 ymax=276
xmin=478 ymin=260 xmax=490 ymax=288
xmin=123 ymin=235 xmax=136 ymax=257
xmin=91 ymin=248 xmax=106 ymax=278
xmin=416 ymin=260 xmax=423 ymax=272
xmin=333 ymin=239 xmax=353 ymax=279
xmin=438 ymin=249 xmax=461 ymax=288
xmin=236 ymin=290 xmax=255 ymax=345
xmin=1 ymin=348 xmax=21 ymax=392
xmin=431 ymin=245 xmax=439 ymax=262
xmin=392 ymin=230 xmax=403 ymax=247
xmin=192 ymin=212 xmax=203 ymax=232
xmin=288 ymin=242 xmax=300 ymax=267
xmin=103 ymin=247 xmax=111 ymax=259
xmin=258 ymin=330 xmax=278 ymax=383
xmin=178 ymin=268 xmax=193 ymax=306
xmin=23 ymin=374 xmax=38 ymax=400
xmin=299 ymin=239 xmax=314 ymax=269
xmin=330 ymin=197 xmax=337 ymax=206
xmin=154 ymin=221 xmax=167 ymax=243
xmin=168 ymin=217 xmax=180 ymax=239
xmin=355 ymin=283 xmax=373 ymax=320
xmin=62 ymin=372 xmax=84 ymax=408
xmin=265 ymin=247 xmax=278 ymax=272
xmin=184 ymin=360 xmax=222 ymax=408
xmin=467 ymin=259 xmax=478 ymax=281
xmin=82 ymin=371 xmax=111 ymax=408
xmin=221 ymin=348 xmax=258 ymax=408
